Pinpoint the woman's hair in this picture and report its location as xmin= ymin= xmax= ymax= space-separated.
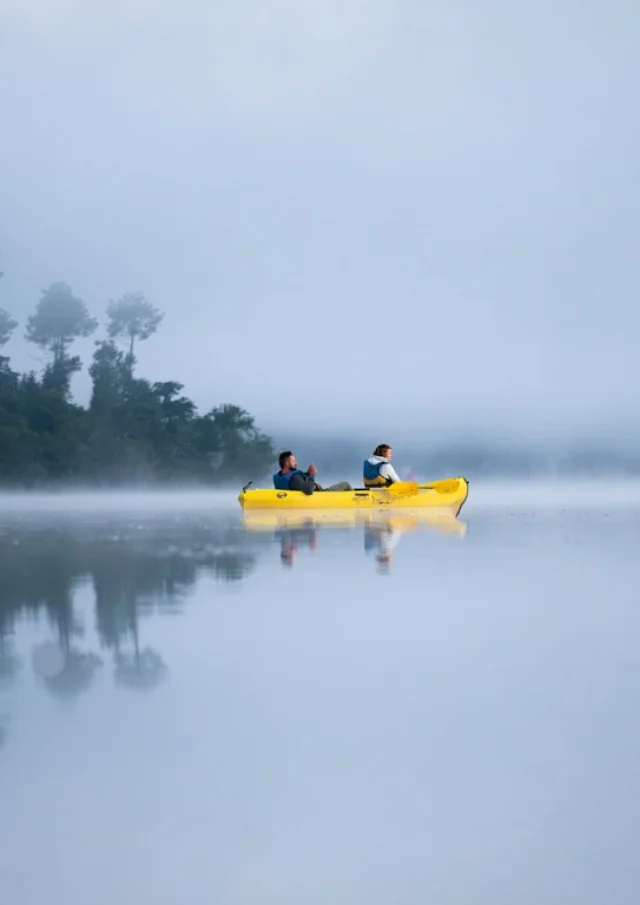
xmin=373 ymin=444 xmax=391 ymax=457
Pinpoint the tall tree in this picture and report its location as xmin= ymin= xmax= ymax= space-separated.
xmin=25 ymin=282 xmax=97 ymax=367
xmin=89 ymin=340 xmax=130 ymax=414
xmin=0 ymin=309 xmax=17 ymax=348
xmin=106 ymin=292 xmax=163 ymax=370
xmin=41 ymin=355 xmax=83 ymax=396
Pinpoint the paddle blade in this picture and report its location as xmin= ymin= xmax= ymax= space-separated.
xmin=386 ymin=481 xmax=420 ymax=498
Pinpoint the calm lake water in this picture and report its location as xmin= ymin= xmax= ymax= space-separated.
xmin=1 ymin=483 xmax=639 ymax=905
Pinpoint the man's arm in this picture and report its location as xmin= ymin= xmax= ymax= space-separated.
xmin=380 ymin=463 xmax=401 ymax=483
xmin=289 ymin=472 xmax=315 ymax=495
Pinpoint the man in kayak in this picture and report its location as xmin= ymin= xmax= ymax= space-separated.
xmin=363 ymin=444 xmax=402 ymax=488
xmin=273 ymin=451 xmax=352 ymax=494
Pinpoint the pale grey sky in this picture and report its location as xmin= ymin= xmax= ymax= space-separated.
xmin=1 ymin=0 xmax=638 ymax=444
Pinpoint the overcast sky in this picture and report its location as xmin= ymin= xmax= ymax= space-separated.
xmin=1 ymin=0 xmax=638 ymax=445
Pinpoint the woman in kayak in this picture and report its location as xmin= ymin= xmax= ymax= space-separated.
xmin=363 ymin=444 xmax=402 ymax=488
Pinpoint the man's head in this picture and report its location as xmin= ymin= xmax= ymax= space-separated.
xmin=278 ymin=450 xmax=297 ymax=471
xmin=373 ymin=444 xmax=392 ymax=460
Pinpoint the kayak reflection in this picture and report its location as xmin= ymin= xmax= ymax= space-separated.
xmin=241 ymin=509 xmax=467 ymax=570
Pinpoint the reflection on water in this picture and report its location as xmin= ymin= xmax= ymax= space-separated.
xmin=242 ymin=509 xmax=467 ymax=572
xmin=2 ymin=493 xmax=640 ymax=905
xmin=0 ymin=634 xmax=20 ymax=687
xmin=0 ymin=512 xmax=266 ymax=710
xmin=0 ymin=507 xmax=466 ymax=715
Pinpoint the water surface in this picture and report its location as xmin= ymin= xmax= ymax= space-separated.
xmin=1 ymin=485 xmax=639 ymax=904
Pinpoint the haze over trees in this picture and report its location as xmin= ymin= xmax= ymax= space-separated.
xmin=0 ymin=271 xmax=273 ymax=486
xmin=0 ymin=308 xmax=17 ymax=348
xmin=25 ymin=281 xmax=98 ymax=394
xmin=106 ymin=292 xmax=164 ymax=373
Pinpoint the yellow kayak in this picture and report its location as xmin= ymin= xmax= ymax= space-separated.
xmin=238 ymin=476 xmax=469 ymax=517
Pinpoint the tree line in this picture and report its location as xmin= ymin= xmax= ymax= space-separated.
xmin=0 ymin=269 xmax=274 ymax=485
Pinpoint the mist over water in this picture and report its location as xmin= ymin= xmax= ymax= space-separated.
xmin=1 ymin=478 xmax=640 ymax=512
xmin=1 ymin=485 xmax=639 ymax=904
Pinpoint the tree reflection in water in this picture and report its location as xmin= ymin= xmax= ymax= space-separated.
xmin=0 ymin=635 xmax=20 ymax=689
xmin=43 ymin=650 xmax=104 ymax=699
xmin=115 ymin=647 xmax=167 ymax=692
xmin=0 ymin=513 xmax=262 ymax=701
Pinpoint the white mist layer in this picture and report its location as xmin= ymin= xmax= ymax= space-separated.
xmin=1 ymin=479 xmax=640 ymax=514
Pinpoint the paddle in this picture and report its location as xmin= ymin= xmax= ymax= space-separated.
xmin=381 ymin=481 xmax=420 ymax=498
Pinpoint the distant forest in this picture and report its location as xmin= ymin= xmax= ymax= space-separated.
xmin=0 ymin=267 xmax=274 ymax=486
xmin=286 ymin=434 xmax=640 ymax=479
